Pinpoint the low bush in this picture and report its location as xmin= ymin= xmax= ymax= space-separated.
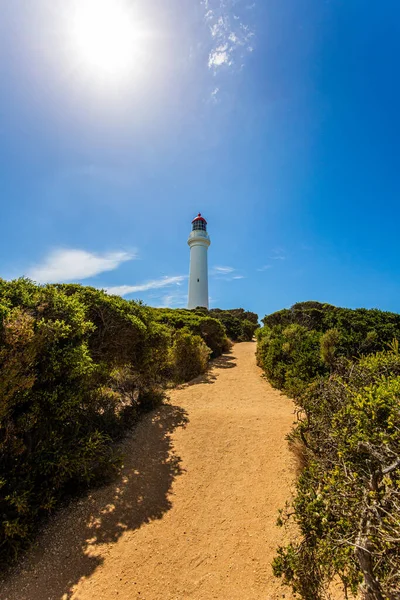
xmin=0 ymin=281 xmax=132 ymax=561
xmin=170 ymin=328 xmax=210 ymax=382
xmin=150 ymin=308 xmax=230 ymax=357
xmin=256 ymin=323 xmax=326 ymax=396
xmin=209 ymin=308 xmax=259 ymax=341
xmin=0 ymin=279 xmax=231 ymax=565
xmin=257 ymin=302 xmax=400 ymax=600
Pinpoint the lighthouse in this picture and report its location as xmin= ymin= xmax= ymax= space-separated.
xmin=187 ymin=213 xmax=211 ymax=309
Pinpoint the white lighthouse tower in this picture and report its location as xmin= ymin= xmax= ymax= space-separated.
xmin=187 ymin=213 xmax=210 ymax=309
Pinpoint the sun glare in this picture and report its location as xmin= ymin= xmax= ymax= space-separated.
xmin=70 ymin=0 xmax=146 ymax=83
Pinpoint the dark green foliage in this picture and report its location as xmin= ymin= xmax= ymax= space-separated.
xmin=0 ymin=281 xmax=124 ymax=560
xmin=56 ymin=284 xmax=148 ymax=366
xmin=209 ymin=308 xmax=259 ymax=341
xmin=257 ymin=301 xmax=400 ymax=398
xmin=210 ymin=311 xmax=242 ymax=341
xmin=0 ymin=279 xmax=232 ymax=564
xmin=258 ymin=302 xmax=400 ymax=599
xmin=239 ymin=319 xmax=258 ymax=342
xmin=319 ymin=327 xmax=341 ymax=369
xmin=262 ymin=301 xmax=400 ymax=357
xmin=149 ymin=307 xmax=230 ymax=357
xmin=216 ymin=307 xmax=259 ymax=325
xmin=256 ymin=323 xmax=326 ymax=396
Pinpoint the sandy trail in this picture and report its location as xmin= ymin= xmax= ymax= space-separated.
xmin=2 ymin=342 xmax=298 ymax=600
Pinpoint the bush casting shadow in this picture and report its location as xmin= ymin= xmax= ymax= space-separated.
xmin=1 ymin=403 xmax=188 ymax=600
xmin=183 ymin=351 xmax=238 ymax=387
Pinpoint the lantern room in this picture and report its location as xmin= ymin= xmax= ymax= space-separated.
xmin=192 ymin=213 xmax=207 ymax=232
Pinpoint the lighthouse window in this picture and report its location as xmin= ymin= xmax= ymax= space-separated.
xmin=197 ymin=278 xmax=200 ymax=282
xmin=193 ymin=220 xmax=206 ymax=232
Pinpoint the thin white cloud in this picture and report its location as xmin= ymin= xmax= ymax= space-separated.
xmin=158 ymin=292 xmax=188 ymax=308
xmin=210 ymin=86 xmax=220 ymax=103
xmin=28 ymin=249 xmax=135 ymax=283
xmin=271 ymin=248 xmax=286 ymax=261
xmin=106 ymin=275 xmax=187 ymax=297
xmin=257 ymin=265 xmax=272 ymax=272
xmin=203 ymin=0 xmax=255 ymax=72
xmin=211 ymin=265 xmax=244 ymax=281
xmin=212 ymin=265 xmax=235 ymax=274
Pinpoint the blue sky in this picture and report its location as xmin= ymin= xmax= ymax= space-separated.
xmin=1 ymin=0 xmax=399 ymax=319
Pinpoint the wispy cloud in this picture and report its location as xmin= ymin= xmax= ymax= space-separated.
xmin=271 ymin=248 xmax=286 ymax=261
xmin=203 ymin=0 xmax=255 ymax=71
xmin=158 ymin=292 xmax=188 ymax=308
xmin=106 ymin=275 xmax=187 ymax=297
xmin=211 ymin=265 xmax=235 ymax=275
xmin=257 ymin=265 xmax=272 ymax=272
xmin=211 ymin=86 xmax=220 ymax=102
xmin=28 ymin=249 xmax=135 ymax=283
xmin=211 ymin=265 xmax=244 ymax=281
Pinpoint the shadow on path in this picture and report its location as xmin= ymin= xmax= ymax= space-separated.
xmin=183 ymin=351 xmax=238 ymax=387
xmin=2 ymin=349 xmax=241 ymax=600
xmin=2 ymin=403 xmax=188 ymax=600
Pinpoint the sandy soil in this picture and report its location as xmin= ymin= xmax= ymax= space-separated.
xmin=2 ymin=342 xmax=300 ymax=600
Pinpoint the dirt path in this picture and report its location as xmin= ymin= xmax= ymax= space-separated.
xmin=2 ymin=342 xmax=298 ymax=600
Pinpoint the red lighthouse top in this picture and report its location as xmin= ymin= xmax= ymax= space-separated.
xmin=191 ymin=213 xmax=207 ymax=225
xmin=191 ymin=213 xmax=208 ymax=232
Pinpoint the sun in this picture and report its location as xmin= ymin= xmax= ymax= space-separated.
xmin=69 ymin=0 xmax=145 ymax=83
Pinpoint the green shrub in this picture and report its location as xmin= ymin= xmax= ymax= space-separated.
xmin=258 ymin=302 xmax=400 ymax=599
xmin=238 ymin=319 xmax=258 ymax=341
xmin=262 ymin=301 xmax=400 ymax=357
xmin=0 ymin=278 xmax=239 ymax=565
xmin=171 ymin=328 xmax=210 ymax=382
xmin=209 ymin=308 xmax=259 ymax=341
xmin=150 ymin=308 xmax=229 ymax=357
xmin=211 ymin=312 xmax=242 ymax=340
xmin=319 ymin=328 xmax=341 ymax=369
xmin=256 ymin=323 xmax=326 ymax=396
xmin=0 ymin=280 xmax=210 ymax=563
xmin=0 ymin=282 xmax=121 ymax=560
xmin=274 ymin=357 xmax=400 ymax=599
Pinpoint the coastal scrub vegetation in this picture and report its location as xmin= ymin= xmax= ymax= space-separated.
xmin=150 ymin=306 xmax=258 ymax=348
xmin=0 ymin=277 xmax=255 ymax=564
xmin=257 ymin=301 xmax=400 ymax=600
xmin=209 ymin=307 xmax=259 ymax=342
